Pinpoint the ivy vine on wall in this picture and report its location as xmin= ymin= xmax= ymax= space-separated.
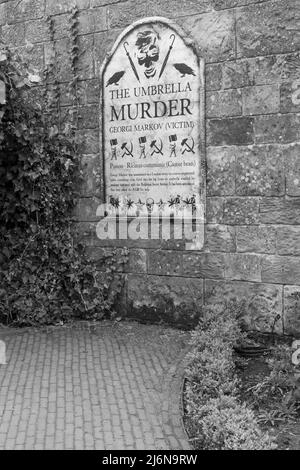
xmin=0 ymin=12 xmax=127 ymax=326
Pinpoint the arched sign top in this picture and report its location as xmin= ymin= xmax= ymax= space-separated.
xmin=101 ymin=17 xmax=205 ymax=214
xmin=101 ymin=17 xmax=200 ymax=73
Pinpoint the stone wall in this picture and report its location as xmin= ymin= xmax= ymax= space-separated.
xmin=1 ymin=0 xmax=300 ymax=334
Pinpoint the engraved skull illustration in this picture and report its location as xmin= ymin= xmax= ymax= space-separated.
xmin=135 ymin=30 xmax=160 ymax=79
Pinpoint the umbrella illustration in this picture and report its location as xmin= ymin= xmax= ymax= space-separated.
xmin=158 ymin=34 xmax=175 ymax=79
xmin=123 ymin=41 xmax=140 ymax=83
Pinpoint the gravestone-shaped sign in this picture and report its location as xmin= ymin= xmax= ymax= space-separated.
xmin=101 ymin=17 xmax=204 ymax=215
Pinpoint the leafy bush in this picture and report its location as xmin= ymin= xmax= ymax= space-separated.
xmin=186 ymin=303 xmax=244 ymax=400
xmin=197 ymin=395 xmax=275 ymax=450
xmin=184 ymin=302 xmax=276 ymax=450
xmin=0 ymin=46 xmax=126 ymax=325
xmin=246 ymin=344 xmax=300 ymax=424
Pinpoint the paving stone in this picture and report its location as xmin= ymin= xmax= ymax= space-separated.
xmin=0 ymin=322 xmax=190 ymax=450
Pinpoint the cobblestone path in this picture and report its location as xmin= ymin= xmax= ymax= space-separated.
xmin=0 ymin=321 xmax=190 ymax=450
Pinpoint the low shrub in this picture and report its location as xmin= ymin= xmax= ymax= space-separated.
xmin=184 ymin=302 xmax=276 ymax=450
xmin=197 ymin=395 xmax=275 ymax=450
xmin=246 ymin=344 xmax=300 ymax=425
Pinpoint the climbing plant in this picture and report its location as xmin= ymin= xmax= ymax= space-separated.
xmin=0 ymin=16 xmax=127 ymax=326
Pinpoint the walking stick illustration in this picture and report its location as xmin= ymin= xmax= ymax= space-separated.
xmin=159 ymin=34 xmax=175 ymax=79
xmin=123 ymin=42 xmax=140 ymax=83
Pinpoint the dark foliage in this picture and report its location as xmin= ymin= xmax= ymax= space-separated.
xmin=0 ymin=46 xmax=126 ymax=325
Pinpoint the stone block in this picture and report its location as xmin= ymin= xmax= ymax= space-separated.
xmin=44 ymin=38 xmax=73 ymax=82
xmin=51 ymin=14 xmax=69 ymax=41
xmin=78 ymin=7 xmax=108 ymax=35
xmin=237 ymin=0 xmax=300 ymax=58
xmin=77 ymin=105 xmax=99 ymax=130
xmin=286 ymin=143 xmax=300 ymax=196
xmin=94 ymin=29 xmax=122 ymax=75
xmin=25 ymin=20 xmax=48 ymax=44
xmin=253 ymin=53 xmax=300 ymax=85
xmin=205 ymin=279 xmax=283 ymax=333
xmin=280 ymin=82 xmax=300 ymax=113
xmin=148 ymin=250 xmax=182 ymax=276
xmin=85 ymin=246 xmax=122 ymax=270
xmin=225 ymin=253 xmax=261 ymax=282
xmin=235 ymin=144 xmax=285 ymax=196
xmin=212 ymin=0 xmax=270 ymax=8
xmin=46 ymin=0 xmax=90 ymax=15
xmin=108 ymin=0 xmax=150 ymax=29
xmin=222 ymin=59 xmax=254 ymax=89
xmin=206 ymin=197 xmax=224 ymax=224
xmin=74 ymin=197 xmax=102 ymax=222
xmin=223 ymin=197 xmax=260 ymax=224
xmin=284 ymin=285 xmax=300 ymax=336
xmin=77 ymin=34 xmax=94 ymax=80
xmin=160 ymin=239 xmax=187 ymax=251
xmin=16 ymin=44 xmax=44 ymax=72
xmin=88 ymin=246 xmax=147 ymax=273
xmin=254 ymin=114 xmax=300 ymax=144
xmin=206 ymin=63 xmax=222 ymax=91
xmin=260 ymin=197 xmax=300 ymax=224
xmin=262 ymin=255 xmax=300 ymax=284
xmin=91 ymin=0 xmax=125 ymax=5
xmin=80 ymin=154 xmax=101 ymax=197
xmin=183 ymin=9 xmax=235 ymax=62
xmin=206 ymin=89 xmax=242 ymax=118
xmin=80 ymin=79 xmax=100 ymax=105
xmin=73 ymin=221 xmax=98 ymax=241
xmin=242 ymin=84 xmax=280 ymax=115
xmin=128 ymin=249 xmax=147 ymax=274
xmin=1 ymin=23 xmax=25 ymax=46
xmin=91 ymin=237 xmax=161 ymax=250
xmin=207 ymin=117 xmax=254 ymax=146
xmin=127 ymin=274 xmax=204 ymax=328
xmin=76 ymin=129 xmax=99 ymax=155
xmin=206 ymin=146 xmax=236 ymax=196
xmin=60 ymin=79 xmax=100 ymax=107
xmin=277 ymin=226 xmax=300 ymax=255
xmin=0 ymin=4 xmax=6 ymax=26
xmin=236 ymin=225 xmax=276 ymax=254
xmin=148 ymin=0 xmax=212 ymax=17
xmin=3 ymin=0 xmax=45 ymax=24
xmin=205 ymin=224 xmax=236 ymax=252
xmin=182 ymin=252 xmax=225 ymax=279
